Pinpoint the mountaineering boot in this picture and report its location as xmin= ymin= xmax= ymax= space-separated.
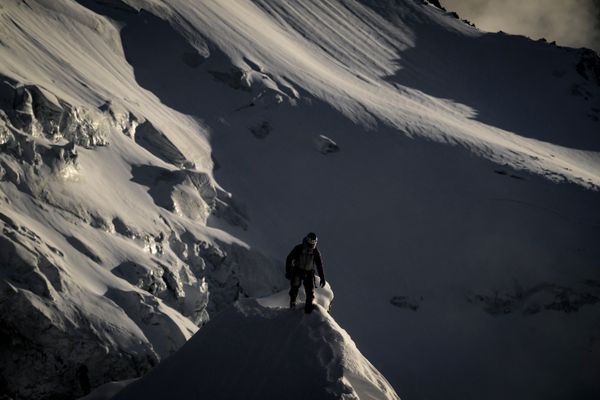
xmin=304 ymin=302 xmax=314 ymax=314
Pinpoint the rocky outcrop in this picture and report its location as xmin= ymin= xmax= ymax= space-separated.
xmin=315 ymin=135 xmax=340 ymax=155
xmin=576 ymin=49 xmax=600 ymax=87
xmin=390 ymin=295 xmax=421 ymax=311
xmin=468 ymin=281 xmax=600 ymax=316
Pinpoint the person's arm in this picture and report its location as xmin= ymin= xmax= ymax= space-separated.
xmin=285 ymin=245 xmax=300 ymax=278
xmin=286 ymin=245 xmax=301 ymax=268
xmin=314 ymin=248 xmax=325 ymax=283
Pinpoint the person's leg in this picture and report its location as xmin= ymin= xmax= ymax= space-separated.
xmin=303 ymin=274 xmax=315 ymax=313
xmin=289 ymin=275 xmax=301 ymax=308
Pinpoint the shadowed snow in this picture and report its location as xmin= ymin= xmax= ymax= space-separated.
xmin=115 ymin=298 xmax=399 ymax=400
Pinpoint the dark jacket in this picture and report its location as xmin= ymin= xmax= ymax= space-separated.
xmin=286 ymin=243 xmax=325 ymax=281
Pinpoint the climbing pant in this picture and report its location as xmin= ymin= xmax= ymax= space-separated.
xmin=289 ymin=269 xmax=314 ymax=307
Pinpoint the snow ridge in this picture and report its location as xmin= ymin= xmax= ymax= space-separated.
xmin=114 ymin=298 xmax=400 ymax=400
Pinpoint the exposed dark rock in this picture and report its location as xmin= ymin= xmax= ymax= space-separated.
xmin=315 ymin=135 xmax=340 ymax=155
xmin=250 ymin=121 xmax=271 ymax=138
xmin=494 ymin=169 xmax=526 ymax=180
xmin=576 ymin=49 xmax=600 ymax=86
xmin=470 ymin=282 xmax=600 ymax=316
xmin=390 ymin=295 xmax=420 ymax=311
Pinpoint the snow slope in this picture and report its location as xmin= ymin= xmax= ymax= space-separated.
xmin=113 ymin=0 xmax=600 ymax=187
xmin=0 ymin=0 xmax=284 ymax=397
xmin=114 ymin=293 xmax=400 ymax=400
xmin=1 ymin=0 xmax=600 ymax=399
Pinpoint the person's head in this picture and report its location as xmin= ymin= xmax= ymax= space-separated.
xmin=304 ymin=232 xmax=318 ymax=249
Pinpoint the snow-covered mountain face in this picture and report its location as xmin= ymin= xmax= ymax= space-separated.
xmin=1 ymin=0 xmax=599 ymax=399
xmin=0 ymin=1 xmax=285 ymax=398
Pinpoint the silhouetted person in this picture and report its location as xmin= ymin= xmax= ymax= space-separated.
xmin=286 ymin=232 xmax=325 ymax=313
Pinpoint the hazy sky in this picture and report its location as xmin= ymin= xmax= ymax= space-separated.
xmin=441 ymin=0 xmax=600 ymax=53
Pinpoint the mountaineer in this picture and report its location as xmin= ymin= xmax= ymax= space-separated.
xmin=285 ymin=232 xmax=325 ymax=313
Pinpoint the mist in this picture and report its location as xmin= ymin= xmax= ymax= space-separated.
xmin=441 ymin=0 xmax=600 ymax=53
